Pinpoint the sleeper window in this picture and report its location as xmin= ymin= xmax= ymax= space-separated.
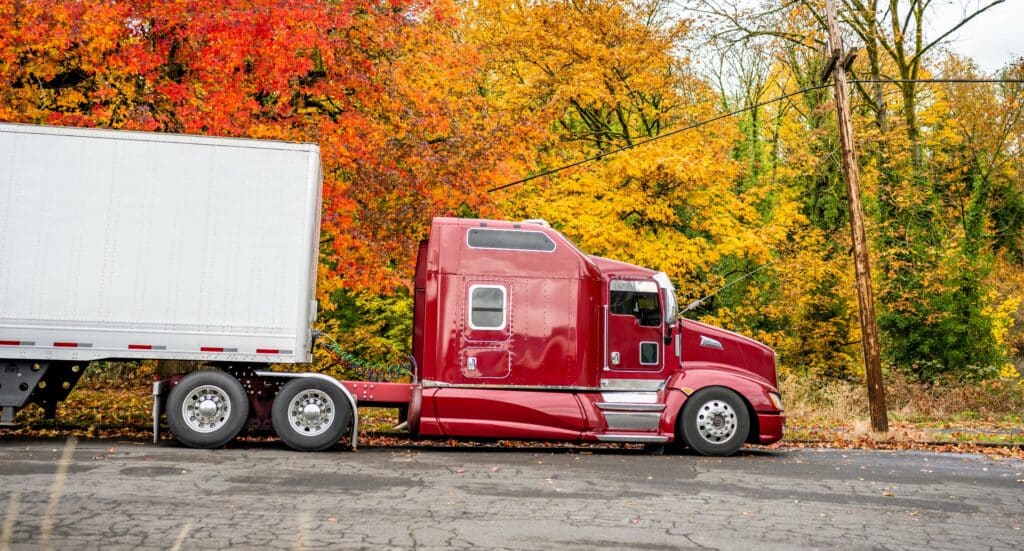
xmin=467 ymin=228 xmax=555 ymax=252
xmin=469 ymin=285 xmax=506 ymax=330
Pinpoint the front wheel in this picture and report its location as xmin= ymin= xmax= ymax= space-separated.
xmin=678 ymin=387 xmax=750 ymax=456
xmin=166 ymin=370 xmax=249 ymax=449
xmin=272 ymin=378 xmax=352 ymax=451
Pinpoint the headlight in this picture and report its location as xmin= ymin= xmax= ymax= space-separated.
xmin=768 ymin=392 xmax=783 ymax=411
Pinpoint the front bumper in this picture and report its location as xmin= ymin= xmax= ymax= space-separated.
xmin=756 ymin=412 xmax=785 ymax=445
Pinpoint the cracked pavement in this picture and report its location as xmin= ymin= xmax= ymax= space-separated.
xmin=0 ymin=439 xmax=1021 ymax=550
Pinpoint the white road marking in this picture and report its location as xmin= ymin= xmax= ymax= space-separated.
xmin=0 ymin=491 xmax=20 ymax=551
xmin=39 ymin=436 xmax=77 ymax=547
xmin=294 ymin=509 xmax=312 ymax=551
xmin=169 ymin=522 xmax=193 ymax=551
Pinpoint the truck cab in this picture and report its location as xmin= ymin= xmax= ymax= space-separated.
xmin=409 ymin=217 xmax=784 ymax=455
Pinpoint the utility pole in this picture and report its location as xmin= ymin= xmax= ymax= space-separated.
xmin=822 ymin=0 xmax=888 ymax=432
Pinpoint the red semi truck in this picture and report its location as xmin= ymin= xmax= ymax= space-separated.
xmin=160 ymin=217 xmax=784 ymax=456
xmin=0 ymin=124 xmax=783 ymax=456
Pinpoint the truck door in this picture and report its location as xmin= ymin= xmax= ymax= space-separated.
xmin=461 ymin=282 xmax=511 ymax=379
xmin=606 ymin=279 xmax=663 ymax=372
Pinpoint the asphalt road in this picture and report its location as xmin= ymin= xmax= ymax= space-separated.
xmin=0 ymin=439 xmax=1021 ymax=550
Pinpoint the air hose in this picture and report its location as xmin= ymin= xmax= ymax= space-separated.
xmin=312 ymin=330 xmax=412 ymax=382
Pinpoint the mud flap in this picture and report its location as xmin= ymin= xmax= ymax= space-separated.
xmin=152 ymin=381 xmax=164 ymax=443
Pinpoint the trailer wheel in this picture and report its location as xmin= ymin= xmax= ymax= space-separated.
xmin=166 ymin=370 xmax=249 ymax=449
xmin=272 ymin=378 xmax=352 ymax=451
xmin=678 ymin=387 xmax=750 ymax=457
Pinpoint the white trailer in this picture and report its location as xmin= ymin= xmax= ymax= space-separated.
xmin=0 ymin=123 xmax=323 ymax=425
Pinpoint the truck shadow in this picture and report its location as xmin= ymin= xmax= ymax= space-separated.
xmin=223 ymin=434 xmax=786 ymax=458
xmin=0 ymin=433 xmax=784 ymax=458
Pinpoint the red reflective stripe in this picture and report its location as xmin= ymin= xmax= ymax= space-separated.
xmin=53 ymin=342 xmax=78 ymax=348
xmin=128 ymin=344 xmax=152 ymax=350
xmin=0 ymin=340 xmax=19 ymax=346
xmin=256 ymin=348 xmax=279 ymax=354
xmin=201 ymin=347 xmax=224 ymax=352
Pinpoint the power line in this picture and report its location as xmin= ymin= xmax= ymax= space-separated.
xmin=856 ymin=78 xmax=1024 ymax=84
xmin=680 ymin=258 xmax=777 ymax=314
xmin=487 ymin=84 xmax=832 ymax=192
xmin=489 ymin=77 xmax=1024 ymax=193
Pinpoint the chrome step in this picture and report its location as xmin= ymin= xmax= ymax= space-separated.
xmin=596 ymin=434 xmax=670 ymax=444
xmin=602 ymin=411 xmax=661 ymax=431
xmin=595 ymin=402 xmax=665 ymax=412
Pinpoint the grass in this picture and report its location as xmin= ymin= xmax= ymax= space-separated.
xmin=780 ymin=370 xmax=1024 ymax=446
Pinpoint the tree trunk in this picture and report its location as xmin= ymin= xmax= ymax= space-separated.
xmin=900 ymin=80 xmax=922 ymax=170
xmin=156 ymin=360 xmax=201 ymax=378
xmin=864 ymin=41 xmax=887 ymax=132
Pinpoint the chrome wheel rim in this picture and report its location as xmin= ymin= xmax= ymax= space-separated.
xmin=182 ymin=384 xmax=232 ymax=433
xmin=695 ymin=399 xmax=738 ymax=444
xmin=287 ymin=390 xmax=335 ymax=437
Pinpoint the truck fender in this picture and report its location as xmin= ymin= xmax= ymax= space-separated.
xmin=669 ymin=362 xmax=777 ymax=408
xmin=254 ymin=371 xmax=360 ymax=449
xmin=658 ymin=388 xmax=688 ymax=442
xmin=662 ymin=363 xmax=781 ymax=441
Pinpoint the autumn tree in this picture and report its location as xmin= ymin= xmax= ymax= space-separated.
xmin=914 ymin=56 xmax=1024 ymax=378
xmin=679 ymin=3 xmax=863 ymax=378
xmin=470 ymin=0 xmax=784 ymax=308
xmin=683 ymin=0 xmax=1023 ymax=381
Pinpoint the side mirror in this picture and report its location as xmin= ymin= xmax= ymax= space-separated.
xmin=653 ymin=272 xmax=678 ymax=324
xmin=663 ymin=288 xmax=678 ymax=324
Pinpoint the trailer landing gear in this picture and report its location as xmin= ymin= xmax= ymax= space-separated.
xmin=0 ymin=361 xmax=87 ymax=426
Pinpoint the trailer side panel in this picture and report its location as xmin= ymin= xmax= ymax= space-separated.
xmin=0 ymin=123 xmax=321 ymax=363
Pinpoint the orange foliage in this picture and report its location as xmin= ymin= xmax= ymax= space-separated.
xmin=0 ymin=0 xmax=531 ymax=292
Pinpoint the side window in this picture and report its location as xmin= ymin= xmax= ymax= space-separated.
xmin=610 ymin=280 xmax=662 ymax=327
xmin=469 ymin=285 xmax=507 ymax=330
xmin=640 ymin=342 xmax=659 ymax=365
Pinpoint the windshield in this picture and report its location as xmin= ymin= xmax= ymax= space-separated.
xmin=652 ymin=272 xmax=678 ymax=324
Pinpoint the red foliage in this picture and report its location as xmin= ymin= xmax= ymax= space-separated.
xmin=0 ymin=0 xmax=531 ymax=291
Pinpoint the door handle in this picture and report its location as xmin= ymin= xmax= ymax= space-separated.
xmin=467 ymin=357 xmax=477 ymax=371
xmin=610 ymin=351 xmax=620 ymax=365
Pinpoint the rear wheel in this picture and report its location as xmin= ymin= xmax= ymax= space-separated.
xmin=166 ymin=370 xmax=249 ymax=449
xmin=678 ymin=387 xmax=750 ymax=456
xmin=272 ymin=378 xmax=352 ymax=451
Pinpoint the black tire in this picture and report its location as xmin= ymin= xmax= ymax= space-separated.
xmin=166 ymin=370 xmax=249 ymax=449
xmin=678 ymin=387 xmax=750 ymax=457
xmin=272 ymin=378 xmax=352 ymax=452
